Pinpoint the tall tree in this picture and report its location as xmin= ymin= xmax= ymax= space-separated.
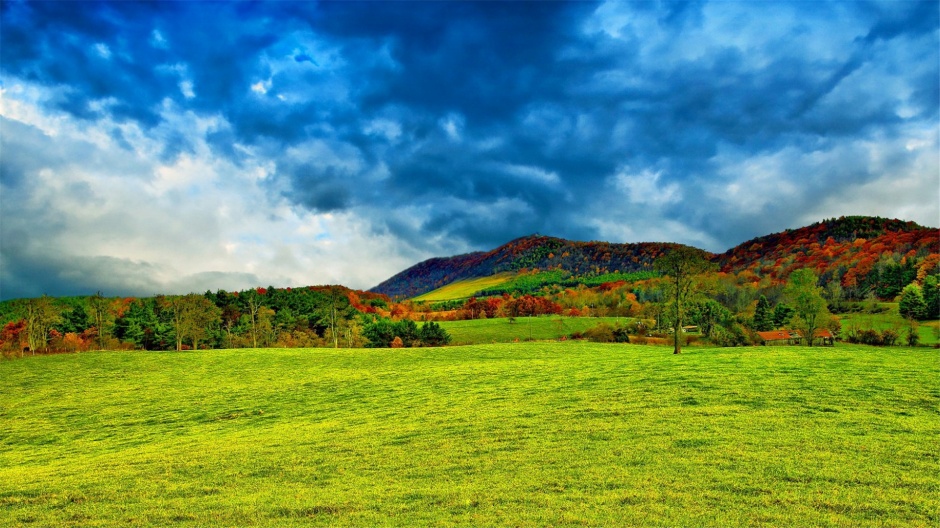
xmin=19 ymin=296 xmax=62 ymax=353
xmin=243 ymin=290 xmax=263 ymax=349
xmin=653 ymin=246 xmax=717 ymax=354
xmin=162 ymin=294 xmax=222 ymax=351
xmin=923 ymin=275 xmax=940 ymax=319
xmin=784 ymin=269 xmax=830 ymax=347
xmin=86 ymin=292 xmax=115 ymax=350
xmin=753 ymin=295 xmax=775 ymax=331
xmin=898 ymin=283 xmax=928 ymax=321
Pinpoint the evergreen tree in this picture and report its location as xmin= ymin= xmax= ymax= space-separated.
xmin=773 ymin=303 xmax=794 ymax=328
xmin=419 ymin=321 xmax=451 ymax=346
xmin=923 ymin=275 xmax=940 ymax=319
xmin=395 ymin=319 xmax=420 ymax=347
xmin=363 ymin=318 xmax=396 ymax=348
xmin=898 ymin=283 xmax=928 ymax=321
xmin=753 ymin=295 xmax=775 ymax=331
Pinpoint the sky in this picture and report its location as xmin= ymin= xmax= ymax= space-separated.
xmin=1 ymin=0 xmax=938 ymax=300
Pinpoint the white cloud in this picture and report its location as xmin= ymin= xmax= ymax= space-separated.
xmin=498 ymin=163 xmax=561 ymax=186
xmin=439 ymin=112 xmax=464 ymax=141
xmin=613 ymin=168 xmax=681 ymax=206
xmin=0 ymin=82 xmax=412 ymax=297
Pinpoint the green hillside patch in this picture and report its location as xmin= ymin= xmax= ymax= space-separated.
xmin=1 ymin=344 xmax=938 ymax=527
xmin=439 ymin=316 xmax=629 ymax=345
xmin=413 ymin=273 xmax=515 ymax=302
xmin=839 ymin=304 xmax=940 ymax=346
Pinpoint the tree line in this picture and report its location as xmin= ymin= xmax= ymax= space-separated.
xmin=0 ymin=286 xmax=454 ymax=355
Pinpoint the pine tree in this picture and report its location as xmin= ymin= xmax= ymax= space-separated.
xmin=753 ymin=295 xmax=775 ymax=331
xmin=899 ymin=283 xmax=928 ymax=321
xmin=923 ymin=275 xmax=940 ymax=319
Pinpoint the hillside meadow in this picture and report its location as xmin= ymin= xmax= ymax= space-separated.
xmin=1 ymin=343 xmax=937 ymax=527
xmin=438 ymin=316 xmax=631 ymax=345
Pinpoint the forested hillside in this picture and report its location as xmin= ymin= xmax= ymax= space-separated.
xmin=372 ymin=235 xmax=690 ymax=299
xmin=2 ymin=216 xmax=937 ymax=355
xmin=375 ymin=216 xmax=939 ymax=302
xmin=717 ymin=216 xmax=939 ymax=300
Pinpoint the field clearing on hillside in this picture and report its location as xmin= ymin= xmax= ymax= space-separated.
xmin=412 ymin=274 xmax=515 ymax=302
xmin=439 ymin=316 xmax=630 ymax=345
xmin=839 ymin=309 xmax=940 ymax=346
xmin=1 ymin=344 xmax=938 ymax=527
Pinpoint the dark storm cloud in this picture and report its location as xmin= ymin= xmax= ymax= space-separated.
xmin=1 ymin=0 xmax=937 ymax=298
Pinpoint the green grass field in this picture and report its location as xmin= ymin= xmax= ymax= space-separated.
xmin=439 ymin=316 xmax=629 ymax=345
xmin=839 ymin=309 xmax=940 ymax=346
xmin=1 ymin=344 xmax=937 ymax=527
xmin=412 ymin=274 xmax=515 ymax=302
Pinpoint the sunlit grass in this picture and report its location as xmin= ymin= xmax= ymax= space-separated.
xmin=839 ymin=309 xmax=940 ymax=345
xmin=438 ymin=316 xmax=629 ymax=344
xmin=1 ymin=343 xmax=937 ymax=526
xmin=412 ymin=273 xmax=515 ymax=302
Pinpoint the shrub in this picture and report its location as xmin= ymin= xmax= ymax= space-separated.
xmin=390 ymin=336 xmax=404 ymax=348
xmin=418 ymin=321 xmax=451 ymax=346
xmin=710 ymin=323 xmax=750 ymax=347
xmin=583 ymin=323 xmax=614 ymax=343
xmin=856 ymin=329 xmax=882 ymax=346
xmin=880 ymin=329 xmax=899 ymax=347
xmin=612 ymin=326 xmax=630 ymax=343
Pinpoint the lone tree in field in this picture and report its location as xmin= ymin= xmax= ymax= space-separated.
xmin=654 ymin=246 xmax=716 ymax=354
xmin=784 ymin=268 xmax=830 ymax=347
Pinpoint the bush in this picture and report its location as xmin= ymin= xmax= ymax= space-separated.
xmin=583 ymin=323 xmax=614 ymax=343
xmin=612 ymin=326 xmax=630 ymax=343
xmin=880 ymin=329 xmax=899 ymax=347
xmin=418 ymin=321 xmax=451 ymax=346
xmin=710 ymin=323 xmax=750 ymax=347
xmin=856 ymin=329 xmax=882 ymax=346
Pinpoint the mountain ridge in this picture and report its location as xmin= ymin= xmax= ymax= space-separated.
xmin=370 ymin=216 xmax=939 ymax=300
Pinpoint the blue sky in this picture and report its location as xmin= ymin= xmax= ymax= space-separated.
xmin=1 ymin=0 xmax=938 ymax=300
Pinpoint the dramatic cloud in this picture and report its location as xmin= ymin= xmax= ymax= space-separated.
xmin=1 ymin=0 xmax=937 ymax=300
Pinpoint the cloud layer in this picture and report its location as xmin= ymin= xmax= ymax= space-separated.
xmin=1 ymin=0 xmax=937 ymax=300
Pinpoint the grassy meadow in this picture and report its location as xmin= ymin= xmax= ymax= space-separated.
xmin=438 ymin=316 xmax=630 ymax=345
xmin=840 ymin=305 xmax=940 ymax=346
xmin=412 ymin=274 xmax=514 ymax=302
xmin=1 ymin=343 xmax=938 ymax=527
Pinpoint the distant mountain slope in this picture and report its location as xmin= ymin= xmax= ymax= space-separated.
xmin=372 ymin=216 xmax=940 ymax=301
xmin=715 ymin=216 xmax=939 ymax=296
xmin=371 ymin=235 xmax=691 ymax=299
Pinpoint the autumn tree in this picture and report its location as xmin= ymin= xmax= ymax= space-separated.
xmin=653 ymin=246 xmax=717 ymax=354
xmin=19 ymin=296 xmax=62 ymax=353
xmin=86 ymin=292 xmax=116 ymax=350
xmin=243 ymin=289 xmax=263 ymax=348
xmin=784 ymin=268 xmax=830 ymax=347
xmin=163 ymin=294 xmax=222 ymax=351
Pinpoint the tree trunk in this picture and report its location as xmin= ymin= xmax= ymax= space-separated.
xmin=674 ymin=282 xmax=681 ymax=354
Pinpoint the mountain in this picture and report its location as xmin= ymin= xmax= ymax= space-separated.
xmin=716 ymin=216 xmax=939 ymax=298
xmin=371 ymin=235 xmax=695 ymax=299
xmin=372 ymin=216 xmax=939 ymax=300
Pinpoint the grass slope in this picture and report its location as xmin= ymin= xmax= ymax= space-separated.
xmin=839 ymin=304 xmax=940 ymax=346
xmin=1 ymin=344 xmax=938 ymax=527
xmin=412 ymin=273 xmax=515 ymax=302
xmin=439 ymin=316 xmax=628 ymax=345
